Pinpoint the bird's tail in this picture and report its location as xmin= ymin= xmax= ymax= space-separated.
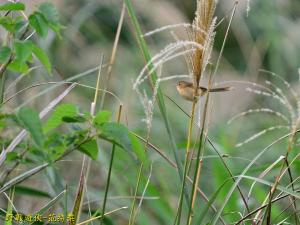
xmin=197 ymin=86 xmax=232 ymax=96
xmin=209 ymin=86 xmax=232 ymax=92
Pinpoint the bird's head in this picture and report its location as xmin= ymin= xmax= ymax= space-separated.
xmin=176 ymin=81 xmax=190 ymax=89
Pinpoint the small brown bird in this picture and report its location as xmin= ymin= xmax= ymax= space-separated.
xmin=176 ymin=81 xmax=231 ymax=101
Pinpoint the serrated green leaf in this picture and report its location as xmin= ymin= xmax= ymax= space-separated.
xmin=78 ymin=139 xmax=98 ymax=160
xmin=0 ymin=2 xmax=25 ymax=11
xmin=17 ymin=107 xmax=44 ymax=148
xmin=14 ymin=40 xmax=34 ymax=63
xmin=32 ymin=45 xmax=51 ymax=73
xmin=29 ymin=12 xmax=48 ymax=38
xmin=93 ymin=111 xmax=111 ymax=126
xmin=8 ymin=59 xmax=28 ymax=73
xmin=0 ymin=46 xmax=11 ymax=63
xmin=43 ymin=103 xmax=77 ymax=133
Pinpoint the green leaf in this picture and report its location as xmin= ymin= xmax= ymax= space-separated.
xmin=17 ymin=107 xmax=44 ymax=148
xmin=129 ymin=133 xmax=146 ymax=162
xmin=93 ymin=111 xmax=111 ymax=126
xmin=0 ymin=2 xmax=25 ymax=11
xmin=38 ymin=2 xmax=62 ymax=37
xmin=99 ymin=122 xmax=132 ymax=150
xmin=0 ymin=16 xmax=23 ymax=33
xmin=98 ymin=122 xmax=144 ymax=160
xmin=32 ymin=45 xmax=51 ymax=73
xmin=0 ymin=17 xmax=15 ymax=32
xmin=29 ymin=12 xmax=48 ymax=38
xmin=0 ymin=46 xmax=11 ymax=63
xmin=0 ymin=120 xmax=5 ymax=130
xmin=62 ymin=115 xmax=86 ymax=123
xmin=6 ymin=152 xmax=18 ymax=161
xmin=43 ymin=104 xmax=77 ymax=133
xmin=14 ymin=17 xmax=24 ymax=33
xmin=39 ymin=2 xmax=59 ymax=25
xmin=15 ymin=186 xmax=51 ymax=198
xmin=45 ymin=133 xmax=66 ymax=161
xmin=78 ymin=139 xmax=98 ymax=160
xmin=14 ymin=40 xmax=34 ymax=63
xmin=7 ymin=59 xmax=28 ymax=73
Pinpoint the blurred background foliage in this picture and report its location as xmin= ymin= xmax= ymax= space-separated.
xmin=1 ymin=0 xmax=300 ymax=224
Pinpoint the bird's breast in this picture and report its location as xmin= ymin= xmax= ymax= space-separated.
xmin=176 ymin=86 xmax=195 ymax=101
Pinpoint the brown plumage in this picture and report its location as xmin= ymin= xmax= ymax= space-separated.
xmin=176 ymin=81 xmax=231 ymax=101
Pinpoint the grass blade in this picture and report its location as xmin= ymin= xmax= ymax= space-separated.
xmin=0 ymin=163 xmax=49 ymax=194
xmin=211 ymin=131 xmax=299 ymax=225
xmin=124 ymin=0 xmax=188 ymax=203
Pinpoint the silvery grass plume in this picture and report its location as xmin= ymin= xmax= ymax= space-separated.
xmin=133 ymin=0 xmax=217 ymax=131
xmin=225 ymin=69 xmax=300 ymax=147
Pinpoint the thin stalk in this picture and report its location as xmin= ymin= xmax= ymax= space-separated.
xmin=283 ymin=157 xmax=299 ymax=225
xmin=134 ymin=130 xmax=226 ymax=224
xmin=124 ymin=0 xmax=189 ymax=205
xmin=259 ymin=153 xmax=289 ymax=224
xmin=195 ymin=3 xmax=238 ymax=224
xmin=84 ymin=54 xmax=105 ymax=225
xmin=0 ymin=147 xmax=28 ymax=184
xmin=0 ymin=72 xmax=6 ymax=104
xmin=186 ymin=91 xmax=210 ymax=225
xmin=236 ymin=190 xmax=300 ymax=225
xmin=0 ymin=23 xmax=30 ymax=104
xmin=99 ymin=104 xmax=123 ymax=225
xmin=77 ymin=206 xmax=128 ymax=225
xmin=175 ymin=99 xmax=197 ymax=225
xmin=165 ymin=94 xmax=250 ymax=212
xmin=128 ymin=130 xmax=151 ymax=224
xmin=99 ymin=3 xmax=125 ymax=110
xmin=255 ymin=123 xmax=299 ymax=224
xmin=189 ymin=155 xmax=202 ymax=222
xmin=0 ymin=55 xmax=13 ymax=105
xmin=70 ymin=54 xmax=104 ymax=225
xmin=71 ymin=155 xmax=87 ymax=225
xmin=128 ymin=163 xmax=144 ymax=225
